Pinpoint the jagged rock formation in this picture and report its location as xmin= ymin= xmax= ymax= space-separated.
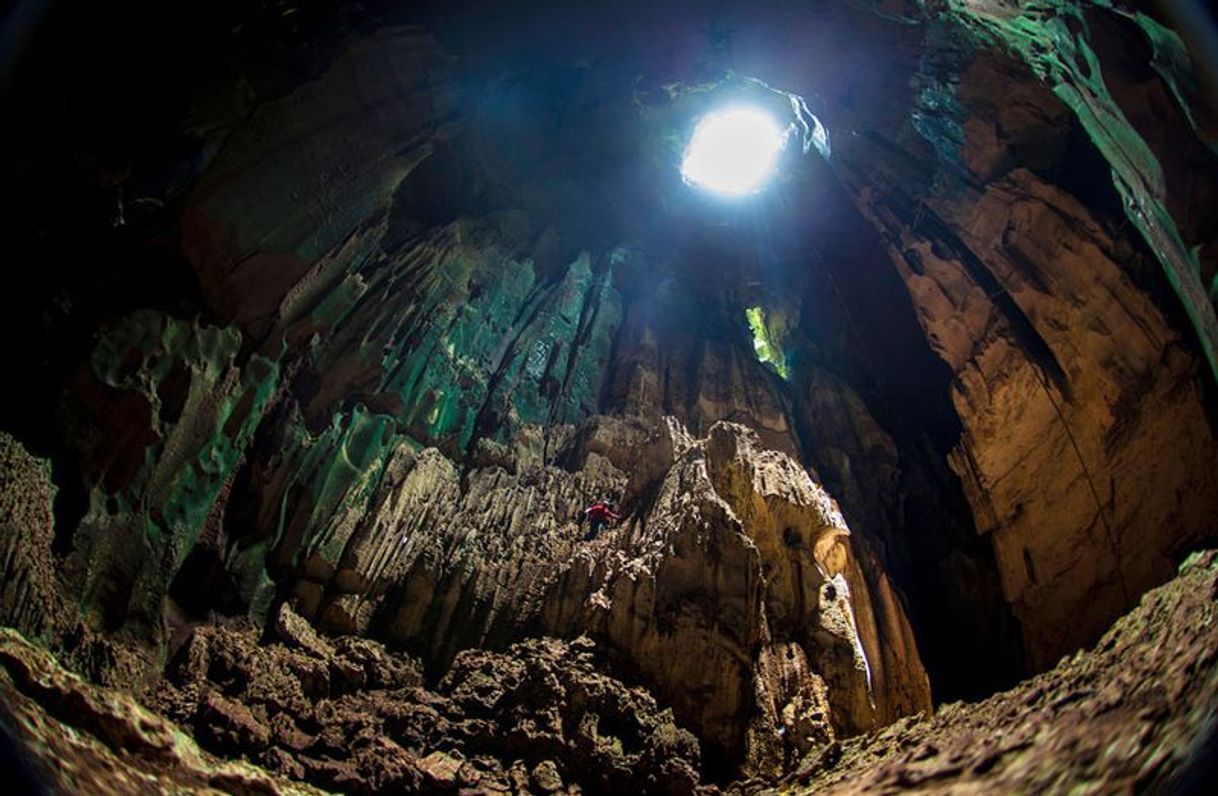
xmin=147 ymin=609 xmax=701 ymax=795
xmin=0 ymin=433 xmax=66 ymax=641
xmin=3 ymin=411 xmax=930 ymax=781
xmin=0 ymin=626 xmax=323 ymax=796
xmin=5 ymin=549 xmax=1216 ymax=794
xmin=543 ymin=419 xmax=929 ymax=776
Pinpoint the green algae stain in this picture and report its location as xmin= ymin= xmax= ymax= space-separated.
xmin=283 ymin=218 xmax=623 ymax=460
xmin=231 ymin=402 xmax=408 ymax=620
xmin=491 ymin=251 xmax=597 ymax=428
xmin=294 ymin=406 xmax=396 ymax=563
xmin=212 ymin=398 xmax=411 ymax=622
xmin=78 ymin=311 xmax=281 ymax=635
xmin=157 ymin=354 xmax=279 ymax=570
xmin=71 ymin=218 xmax=628 ymax=635
xmin=554 ymin=256 xmax=623 ymax=425
xmin=1124 ymin=9 xmax=1215 ymax=153
xmin=370 ymin=238 xmax=539 ymax=449
xmin=468 ymin=249 xmax=624 ymax=440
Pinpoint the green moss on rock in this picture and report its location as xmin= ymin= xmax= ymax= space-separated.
xmin=73 ymin=311 xmax=279 ymax=640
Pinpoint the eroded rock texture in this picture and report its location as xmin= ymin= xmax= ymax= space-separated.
xmin=3 ymin=409 xmax=927 ymax=785
xmin=0 ymin=433 xmax=66 ymax=641
xmin=788 ymin=549 xmax=1218 ymax=794
xmin=0 ymin=626 xmax=323 ymax=796
xmin=5 ymin=550 xmax=1216 ymax=795
xmin=542 ymin=419 xmax=930 ymax=775
xmin=311 ymin=414 xmax=928 ymax=777
xmin=148 ymin=610 xmax=700 ymax=795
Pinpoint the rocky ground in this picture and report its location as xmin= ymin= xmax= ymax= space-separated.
xmin=782 ymin=549 xmax=1218 ymax=795
xmin=2 ymin=604 xmax=701 ymax=795
xmin=3 ymin=549 xmax=1217 ymax=794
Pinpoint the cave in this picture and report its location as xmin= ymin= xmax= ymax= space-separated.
xmin=1 ymin=0 xmax=1217 ymax=793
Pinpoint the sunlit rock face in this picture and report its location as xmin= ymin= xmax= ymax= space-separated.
xmin=828 ymin=5 xmax=1218 ymax=669
xmin=1 ymin=0 xmax=1217 ymax=792
xmin=540 ymin=419 xmax=930 ymax=776
xmin=845 ymin=162 xmax=1218 ymax=668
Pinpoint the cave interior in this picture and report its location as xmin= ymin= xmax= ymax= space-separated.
xmin=1 ymin=0 xmax=1218 ymax=793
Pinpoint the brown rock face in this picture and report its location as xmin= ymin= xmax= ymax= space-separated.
xmin=789 ymin=550 xmax=1218 ymax=794
xmin=845 ymin=154 xmax=1218 ymax=669
xmin=229 ymin=411 xmax=928 ymax=779
xmin=607 ymin=304 xmax=800 ymax=458
xmin=3 ymin=379 xmax=920 ymax=785
xmin=0 ymin=626 xmax=322 ymax=796
xmin=940 ymin=172 xmax=1218 ymax=668
xmin=6 ymin=550 xmax=1216 ymax=796
xmin=825 ymin=22 xmax=1218 ymax=670
xmin=541 ymin=418 xmax=931 ymax=776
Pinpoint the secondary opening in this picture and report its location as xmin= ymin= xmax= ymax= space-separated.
xmin=746 ymin=305 xmax=789 ymax=379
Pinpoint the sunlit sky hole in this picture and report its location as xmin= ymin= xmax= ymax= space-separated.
xmin=681 ymin=106 xmax=786 ymax=196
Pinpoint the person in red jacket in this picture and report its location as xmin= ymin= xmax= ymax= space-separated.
xmin=581 ymin=496 xmax=621 ymax=541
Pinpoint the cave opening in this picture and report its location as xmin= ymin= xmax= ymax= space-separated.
xmin=2 ymin=0 xmax=1218 ymax=793
xmin=745 ymin=305 xmax=790 ymax=379
xmin=680 ymin=106 xmax=787 ymax=196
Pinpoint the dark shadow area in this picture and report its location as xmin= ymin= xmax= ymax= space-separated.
xmin=167 ymin=547 xmax=248 ymax=619
xmin=0 ymin=713 xmax=50 ymax=796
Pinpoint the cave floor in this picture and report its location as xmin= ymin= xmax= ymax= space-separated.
xmin=783 ymin=550 xmax=1218 ymax=795
xmin=3 ymin=551 xmax=1217 ymax=795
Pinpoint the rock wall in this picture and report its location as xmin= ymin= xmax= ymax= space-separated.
xmin=834 ymin=29 xmax=1218 ymax=667
xmin=542 ymin=419 xmax=931 ymax=775
xmin=275 ymin=413 xmax=931 ymax=776
xmin=0 ymin=433 xmax=67 ymax=641
xmin=181 ymin=26 xmax=461 ymax=340
xmin=928 ymin=0 xmax=1218 ymax=385
xmin=606 ymin=299 xmax=800 ymax=458
xmin=793 ymin=548 xmax=1218 ymax=794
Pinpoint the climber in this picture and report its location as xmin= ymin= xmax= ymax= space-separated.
xmin=581 ymin=496 xmax=621 ymax=541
